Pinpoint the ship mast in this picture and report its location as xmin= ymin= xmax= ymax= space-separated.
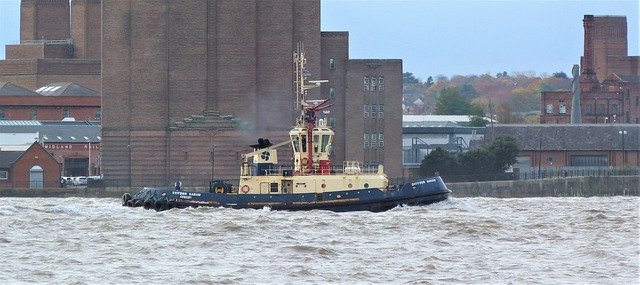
xmin=293 ymin=43 xmax=332 ymax=172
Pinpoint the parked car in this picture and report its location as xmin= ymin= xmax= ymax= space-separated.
xmin=73 ymin=176 xmax=88 ymax=186
xmin=61 ymin=177 xmax=73 ymax=187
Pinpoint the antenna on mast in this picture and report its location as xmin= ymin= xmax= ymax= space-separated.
xmin=293 ymin=42 xmax=329 ymax=125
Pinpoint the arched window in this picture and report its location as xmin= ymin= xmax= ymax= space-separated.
xmin=29 ymin=165 xmax=43 ymax=189
xmin=545 ymin=104 xmax=553 ymax=114
xmin=584 ymin=104 xmax=593 ymax=115
xmin=597 ymin=104 xmax=605 ymax=115
xmin=611 ymin=104 xmax=619 ymax=115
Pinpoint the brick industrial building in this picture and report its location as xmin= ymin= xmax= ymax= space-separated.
xmin=0 ymin=81 xmax=101 ymax=121
xmin=541 ymin=15 xmax=639 ymax=124
xmin=100 ymin=1 xmax=403 ymax=187
xmin=0 ymin=0 xmax=101 ymax=92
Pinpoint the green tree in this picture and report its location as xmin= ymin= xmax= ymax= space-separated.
xmin=420 ymin=147 xmax=458 ymax=177
xmin=469 ymin=115 xmax=489 ymax=127
xmin=403 ymin=72 xmax=420 ymax=84
xmin=434 ymin=88 xmax=473 ymax=115
xmin=552 ymin=71 xmax=568 ymax=78
xmin=487 ymin=136 xmax=519 ymax=172
xmin=459 ymin=148 xmax=495 ymax=175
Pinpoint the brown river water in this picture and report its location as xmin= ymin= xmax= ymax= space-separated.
xmin=0 ymin=196 xmax=638 ymax=284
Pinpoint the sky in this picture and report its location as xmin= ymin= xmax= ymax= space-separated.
xmin=0 ymin=0 xmax=638 ymax=81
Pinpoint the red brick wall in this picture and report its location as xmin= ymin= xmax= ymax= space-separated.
xmin=5 ymin=143 xmax=61 ymax=189
xmin=345 ymin=60 xmax=404 ymax=178
xmin=321 ymin=32 xmax=349 ymax=165
xmin=20 ymin=0 xmax=70 ymax=41
xmin=71 ymin=0 xmax=102 ymax=59
xmin=0 ymin=96 xmax=100 ymax=120
xmin=0 ymin=58 xmax=101 ymax=91
xmin=101 ymin=0 xmax=322 ymax=185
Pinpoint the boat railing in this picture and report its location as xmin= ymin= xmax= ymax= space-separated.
xmin=248 ymin=162 xmax=383 ymax=176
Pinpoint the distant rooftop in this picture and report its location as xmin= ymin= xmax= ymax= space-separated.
xmin=0 ymin=82 xmax=40 ymax=96
xmin=35 ymin=82 xmax=100 ymax=97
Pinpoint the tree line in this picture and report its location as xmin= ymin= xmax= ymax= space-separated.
xmin=420 ymin=136 xmax=519 ymax=180
xmin=403 ymin=71 xmax=572 ymax=124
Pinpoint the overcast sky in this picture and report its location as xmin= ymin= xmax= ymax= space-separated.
xmin=1 ymin=0 xmax=638 ymax=80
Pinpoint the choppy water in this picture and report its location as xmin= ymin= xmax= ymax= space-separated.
xmin=0 ymin=196 xmax=638 ymax=284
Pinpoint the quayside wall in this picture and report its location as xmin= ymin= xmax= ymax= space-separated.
xmin=448 ymin=176 xmax=639 ymax=198
xmin=0 ymin=176 xmax=638 ymax=198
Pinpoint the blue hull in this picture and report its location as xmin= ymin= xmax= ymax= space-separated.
xmin=123 ymin=177 xmax=451 ymax=213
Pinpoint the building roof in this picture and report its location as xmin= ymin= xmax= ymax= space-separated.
xmin=403 ymin=120 xmax=460 ymax=128
xmin=0 ymin=123 xmax=101 ymax=143
xmin=35 ymin=82 xmax=100 ymax=97
xmin=611 ymin=73 xmax=640 ymax=84
xmin=0 ymin=82 xmax=40 ymax=96
xmin=488 ymin=124 xmax=639 ymax=151
xmin=0 ymin=151 xmax=22 ymax=168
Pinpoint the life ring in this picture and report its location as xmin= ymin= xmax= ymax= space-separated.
xmin=241 ymin=185 xmax=250 ymax=193
xmin=301 ymin=157 xmax=308 ymax=166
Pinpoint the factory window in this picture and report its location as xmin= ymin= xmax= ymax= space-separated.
xmin=378 ymin=134 xmax=384 ymax=148
xmin=0 ymin=170 xmax=7 ymax=180
xmin=379 ymin=84 xmax=384 ymax=91
xmin=584 ymin=104 xmax=593 ymax=115
xmin=329 ymin=87 xmax=335 ymax=99
xmin=558 ymin=104 xmax=566 ymax=114
xmin=378 ymin=77 xmax=384 ymax=85
xmin=371 ymin=105 xmax=377 ymax=118
xmin=30 ymin=108 xmax=37 ymax=120
xmin=545 ymin=104 xmax=553 ymax=114
xmin=611 ymin=104 xmax=619 ymax=115
xmin=364 ymin=84 xmax=369 ymax=91
xmin=364 ymin=105 xmax=369 ymax=117
xmin=364 ymin=134 xmax=369 ymax=149
xmin=95 ymin=109 xmax=101 ymax=120
xmin=371 ymin=77 xmax=377 ymax=91
xmin=62 ymin=108 xmax=70 ymax=119
xmin=597 ymin=104 xmax=605 ymax=115
xmin=370 ymin=133 xmax=377 ymax=148
xmin=570 ymin=155 xmax=607 ymax=167
xmin=378 ymin=105 xmax=384 ymax=118
xmin=329 ymin=59 xmax=335 ymax=69
xmin=363 ymin=76 xmax=369 ymax=85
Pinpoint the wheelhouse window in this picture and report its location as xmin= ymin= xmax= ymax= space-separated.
xmin=290 ymin=135 xmax=300 ymax=152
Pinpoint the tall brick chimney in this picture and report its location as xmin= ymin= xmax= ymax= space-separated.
xmin=20 ymin=0 xmax=71 ymax=42
xmin=580 ymin=15 xmax=628 ymax=90
xmin=71 ymin=0 xmax=101 ymax=59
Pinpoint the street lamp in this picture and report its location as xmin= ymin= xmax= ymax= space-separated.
xmin=619 ymin=130 xmax=627 ymax=165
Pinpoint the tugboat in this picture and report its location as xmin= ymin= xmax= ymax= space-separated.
xmin=122 ymin=44 xmax=451 ymax=212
